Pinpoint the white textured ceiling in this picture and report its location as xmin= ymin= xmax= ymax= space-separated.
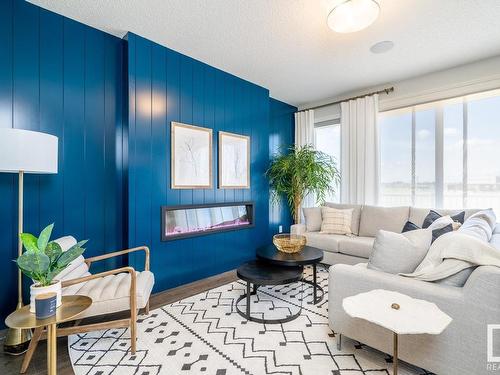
xmin=29 ymin=0 xmax=500 ymax=106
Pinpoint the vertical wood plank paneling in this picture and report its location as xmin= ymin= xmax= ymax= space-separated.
xmin=203 ymin=66 xmax=216 ymax=204
xmin=165 ymin=49 xmax=180 ymax=206
xmin=179 ymin=55 xmax=194 ymax=206
xmin=192 ymin=61 xmax=205 ymax=205
xmin=13 ymin=0 xmax=40 ymax=235
xmin=84 ymin=29 xmax=106 ymax=260
xmin=127 ymin=33 xmax=294 ymax=291
xmin=0 ymin=0 xmax=16 ymax=325
xmin=39 ymin=9 xmax=64 ymax=238
xmin=127 ymin=33 xmax=137 ymax=251
xmin=134 ymin=38 xmax=152 ymax=262
xmin=0 ymin=0 xmax=125 ymax=326
xmin=214 ymin=69 xmax=225 ymax=203
xmin=151 ymin=43 xmax=167 ymax=274
xmin=63 ymin=19 xmax=86 ymax=243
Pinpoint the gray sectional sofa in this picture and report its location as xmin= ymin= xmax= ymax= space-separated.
xmin=291 ymin=203 xmax=480 ymax=265
xmin=292 ymin=203 xmax=500 ymax=375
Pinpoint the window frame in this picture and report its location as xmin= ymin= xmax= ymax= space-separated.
xmin=378 ymin=88 xmax=500 ymax=208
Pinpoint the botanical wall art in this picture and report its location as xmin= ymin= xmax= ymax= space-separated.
xmin=219 ymin=131 xmax=250 ymax=188
xmin=171 ymin=122 xmax=213 ymax=189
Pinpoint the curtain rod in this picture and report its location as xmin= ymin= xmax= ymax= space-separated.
xmin=298 ymin=86 xmax=394 ymax=112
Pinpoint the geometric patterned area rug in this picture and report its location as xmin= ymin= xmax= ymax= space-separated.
xmin=68 ymin=265 xmax=433 ymax=375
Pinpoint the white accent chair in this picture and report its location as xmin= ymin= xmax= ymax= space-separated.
xmin=21 ymin=236 xmax=154 ymax=374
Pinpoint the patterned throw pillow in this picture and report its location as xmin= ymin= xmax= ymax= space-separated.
xmin=422 ymin=210 xmax=465 ymax=228
xmin=320 ymin=207 xmax=353 ymax=235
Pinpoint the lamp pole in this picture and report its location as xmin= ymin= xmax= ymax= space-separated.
xmin=4 ymin=170 xmax=33 ymax=355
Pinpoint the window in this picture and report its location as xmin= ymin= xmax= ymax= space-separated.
xmin=314 ymin=119 xmax=341 ymax=203
xmin=378 ymin=88 xmax=500 ymax=213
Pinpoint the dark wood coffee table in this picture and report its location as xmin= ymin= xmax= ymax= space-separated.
xmin=236 ymin=260 xmax=303 ymax=324
xmin=257 ymin=244 xmax=324 ymax=304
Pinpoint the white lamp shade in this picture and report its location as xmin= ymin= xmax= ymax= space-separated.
xmin=0 ymin=128 xmax=58 ymax=174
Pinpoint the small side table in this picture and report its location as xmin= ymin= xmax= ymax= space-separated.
xmin=5 ymin=295 xmax=92 ymax=375
xmin=342 ymin=289 xmax=452 ymax=375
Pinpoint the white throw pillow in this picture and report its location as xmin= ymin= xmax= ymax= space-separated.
xmin=367 ymin=229 xmax=432 ymax=274
xmin=427 ymin=215 xmax=453 ymax=230
xmin=302 ymin=207 xmax=322 ymax=232
xmin=320 ymin=207 xmax=353 ymax=235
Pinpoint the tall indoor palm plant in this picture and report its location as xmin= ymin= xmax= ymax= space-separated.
xmin=266 ymin=145 xmax=340 ymax=224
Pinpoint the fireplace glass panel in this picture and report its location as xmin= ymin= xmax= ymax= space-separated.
xmin=162 ymin=203 xmax=253 ymax=240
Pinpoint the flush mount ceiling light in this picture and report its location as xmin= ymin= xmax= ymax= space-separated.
xmin=327 ymin=0 xmax=380 ymax=33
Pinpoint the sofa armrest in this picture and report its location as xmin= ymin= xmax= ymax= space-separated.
xmin=464 ymin=265 xmax=500 ymax=301
xmin=291 ymin=223 xmax=306 ymax=235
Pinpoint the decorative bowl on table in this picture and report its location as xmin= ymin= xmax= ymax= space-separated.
xmin=273 ymin=233 xmax=306 ymax=253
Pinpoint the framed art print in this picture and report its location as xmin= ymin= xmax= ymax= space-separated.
xmin=218 ymin=131 xmax=250 ymax=189
xmin=171 ymin=122 xmax=213 ymax=189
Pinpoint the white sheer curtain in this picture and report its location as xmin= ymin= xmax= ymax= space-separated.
xmin=295 ymin=110 xmax=315 ymax=219
xmin=340 ymin=94 xmax=379 ymax=205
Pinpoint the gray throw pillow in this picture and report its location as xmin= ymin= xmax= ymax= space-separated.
xmin=367 ymin=229 xmax=432 ymax=274
xmin=302 ymin=207 xmax=322 ymax=232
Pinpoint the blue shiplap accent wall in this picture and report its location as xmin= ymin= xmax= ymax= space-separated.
xmin=0 ymin=1 xmax=296 ymax=327
xmin=127 ymin=33 xmax=276 ymax=292
xmin=0 ymin=0 xmax=125 ymax=326
xmin=269 ymin=98 xmax=297 ymax=234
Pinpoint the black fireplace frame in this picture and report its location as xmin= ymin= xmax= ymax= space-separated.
xmin=161 ymin=201 xmax=255 ymax=241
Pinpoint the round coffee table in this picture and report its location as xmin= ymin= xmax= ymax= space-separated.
xmin=236 ymin=260 xmax=303 ymax=324
xmin=257 ymin=244 xmax=324 ymax=304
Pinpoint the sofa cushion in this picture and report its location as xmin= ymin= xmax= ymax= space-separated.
xmin=304 ymin=232 xmax=344 ymax=253
xmin=367 ymin=229 xmax=432 ymax=274
xmin=338 ymin=236 xmax=375 ymax=259
xmin=302 ymin=207 xmax=322 ymax=232
xmin=324 ymin=202 xmax=362 ymax=235
xmin=320 ymin=207 xmax=353 ymax=235
xmin=62 ymin=270 xmax=155 ymax=318
xmin=409 ymin=207 xmax=481 ymax=227
xmin=358 ymin=205 xmax=410 ymax=237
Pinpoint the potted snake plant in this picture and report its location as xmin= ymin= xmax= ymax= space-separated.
xmin=16 ymin=223 xmax=87 ymax=313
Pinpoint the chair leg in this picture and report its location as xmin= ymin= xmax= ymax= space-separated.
xmin=20 ymin=327 xmax=43 ymax=374
xmin=145 ymin=300 xmax=150 ymax=315
xmin=130 ymin=310 xmax=137 ymax=354
xmin=336 ymin=333 xmax=342 ymax=351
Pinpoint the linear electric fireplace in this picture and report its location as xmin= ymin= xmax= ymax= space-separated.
xmin=161 ymin=201 xmax=254 ymax=241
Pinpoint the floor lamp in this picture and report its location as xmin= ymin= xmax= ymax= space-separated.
xmin=0 ymin=128 xmax=58 ymax=355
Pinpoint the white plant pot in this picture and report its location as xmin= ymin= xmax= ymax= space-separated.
xmin=30 ymin=280 xmax=62 ymax=313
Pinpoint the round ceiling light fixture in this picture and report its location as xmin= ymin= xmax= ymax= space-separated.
xmin=327 ymin=0 xmax=380 ymax=33
xmin=370 ymin=40 xmax=394 ymax=54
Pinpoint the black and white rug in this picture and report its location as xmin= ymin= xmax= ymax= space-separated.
xmin=68 ymin=266 xmax=432 ymax=375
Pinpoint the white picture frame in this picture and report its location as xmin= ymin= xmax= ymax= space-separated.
xmin=218 ymin=131 xmax=250 ymax=189
xmin=171 ymin=122 xmax=213 ymax=189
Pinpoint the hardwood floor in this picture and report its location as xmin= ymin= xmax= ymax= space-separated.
xmin=0 ymin=270 xmax=238 ymax=375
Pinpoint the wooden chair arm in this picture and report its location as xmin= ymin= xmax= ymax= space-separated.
xmin=84 ymin=246 xmax=150 ymax=271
